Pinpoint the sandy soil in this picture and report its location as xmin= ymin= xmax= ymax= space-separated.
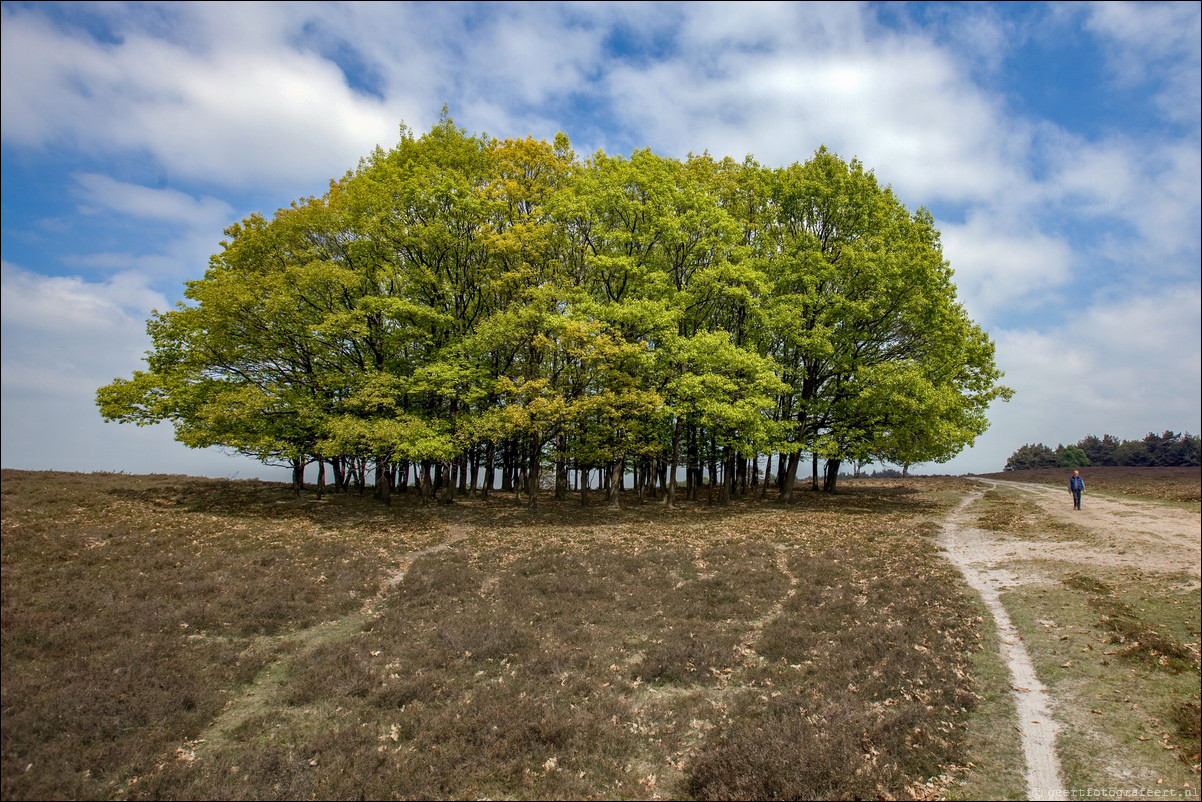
xmin=986 ymin=478 xmax=1201 ymax=586
xmin=938 ymin=479 xmax=1201 ymax=801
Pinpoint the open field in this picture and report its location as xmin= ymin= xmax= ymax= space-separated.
xmin=2 ymin=468 xmax=1198 ymax=800
xmin=978 ymin=466 xmax=1201 ymax=507
xmin=3 ymin=470 xmax=991 ymax=800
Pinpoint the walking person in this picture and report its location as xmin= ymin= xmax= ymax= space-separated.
xmin=1068 ymin=469 xmax=1085 ymax=510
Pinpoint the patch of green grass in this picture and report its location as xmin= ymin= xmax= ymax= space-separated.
xmin=1001 ymin=566 xmax=1200 ymax=794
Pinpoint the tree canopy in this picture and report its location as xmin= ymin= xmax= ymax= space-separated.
xmin=1005 ymin=431 xmax=1201 ymax=471
xmin=98 ymin=116 xmax=1011 ymax=505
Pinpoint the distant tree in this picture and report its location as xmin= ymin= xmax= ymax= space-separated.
xmin=1004 ymin=443 xmax=1058 ymax=470
xmin=1113 ymin=438 xmax=1152 ymax=466
xmin=1076 ymin=434 xmax=1119 ymax=466
xmin=1055 ymin=444 xmax=1090 ymax=468
xmin=1170 ymin=433 xmax=1201 ymax=466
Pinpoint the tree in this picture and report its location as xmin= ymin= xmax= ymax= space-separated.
xmin=1055 ymin=444 xmax=1090 ymax=468
xmin=763 ymin=149 xmax=1009 ymax=495
xmin=99 ymin=120 xmax=1010 ymax=505
xmin=1004 ymin=443 xmax=1058 ymax=470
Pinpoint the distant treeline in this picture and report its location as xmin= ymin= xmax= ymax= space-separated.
xmin=1005 ymin=431 xmax=1201 ymax=471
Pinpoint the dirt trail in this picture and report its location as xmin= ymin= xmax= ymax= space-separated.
xmin=940 ymin=479 xmax=1200 ymax=800
xmin=940 ymin=488 xmax=1067 ymax=801
xmin=985 ymin=478 xmax=1201 ymax=586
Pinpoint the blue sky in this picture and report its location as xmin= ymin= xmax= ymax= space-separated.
xmin=2 ymin=0 xmax=1199 ymax=479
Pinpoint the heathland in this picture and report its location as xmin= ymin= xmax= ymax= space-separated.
xmin=2 ymin=468 xmax=1198 ymax=800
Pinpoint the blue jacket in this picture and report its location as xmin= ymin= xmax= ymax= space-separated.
xmin=1069 ymin=475 xmax=1084 ymax=491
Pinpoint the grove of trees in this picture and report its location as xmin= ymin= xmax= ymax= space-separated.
xmin=98 ymin=116 xmax=1011 ymax=507
xmin=1004 ymin=431 xmax=1202 ymax=471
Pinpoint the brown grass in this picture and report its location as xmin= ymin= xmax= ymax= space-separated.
xmin=978 ymin=466 xmax=1201 ymax=504
xmin=3 ymin=471 xmax=984 ymax=800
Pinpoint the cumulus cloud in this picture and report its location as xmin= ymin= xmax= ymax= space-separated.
xmin=936 ymin=283 xmax=1201 ymax=473
xmin=0 ymin=3 xmax=399 ymax=189
xmin=0 ymin=261 xmax=266 ymax=476
xmin=940 ymin=213 xmax=1077 ymax=323
xmin=1 ymin=2 xmax=1198 ymax=479
xmin=1084 ymin=0 xmax=1202 ymax=127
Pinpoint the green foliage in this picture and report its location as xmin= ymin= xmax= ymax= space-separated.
xmin=98 ymin=119 xmax=1010 ymax=498
xmin=1006 ymin=432 xmax=1200 ymax=471
xmin=1005 ymin=443 xmax=1059 ymax=471
xmin=1056 ymin=444 xmax=1091 ymax=468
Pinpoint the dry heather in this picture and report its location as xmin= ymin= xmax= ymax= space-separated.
xmin=979 ymin=466 xmax=1201 ymax=505
xmin=4 ymin=470 xmax=985 ymax=800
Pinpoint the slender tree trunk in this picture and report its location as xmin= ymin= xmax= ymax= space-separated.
xmin=666 ymin=419 xmax=681 ymax=507
xmin=469 ymin=446 xmax=479 ymax=496
xmin=554 ymin=432 xmax=568 ymax=500
xmin=331 ymin=457 xmax=345 ymax=494
xmin=500 ymin=440 xmax=513 ymax=493
xmin=316 ymin=459 xmax=325 ymax=501
xmin=482 ymin=441 xmax=495 ymax=499
xmin=719 ymin=446 xmax=734 ymax=506
xmin=291 ymin=458 xmax=304 ymax=497
xmin=527 ymin=434 xmax=541 ymax=509
xmin=811 ymin=453 xmax=820 ymax=490
xmin=440 ymin=460 xmax=455 ymax=504
xmin=418 ymin=460 xmax=433 ymax=506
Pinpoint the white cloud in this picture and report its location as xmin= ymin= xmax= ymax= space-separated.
xmin=940 ymin=213 xmax=1077 ymax=323
xmin=596 ymin=3 xmax=1029 ymax=212
xmin=74 ymin=173 xmax=233 ymax=226
xmin=0 ymin=3 xmax=400 ymax=189
xmin=1084 ymin=0 xmax=1202 ymax=127
xmin=934 ymin=282 xmax=1201 ymax=473
xmin=0 ymin=261 xmax=270 ymax=477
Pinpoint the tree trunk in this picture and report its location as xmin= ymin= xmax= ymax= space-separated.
xmin=719 ymin=446 xmax=734 ymax=506
xmin=316 ymin=459 xmax=325 ymax=501
xmin=291 ymin=458 xmax=304 ymax=497
xmin=554 ymin=432 xmax=568 ymax=500
xmin=666 ymin=419 xmax=681 ymax=507
xmin=418 ymin=460 xmax=433 ymax=506
xmin=376 ymin=458 xmax=391 ymax=506
xmin=526 ymin=433 xmax=541 ymax=509
xmin=607 ymin=457 xmax=624 ymax=509
xmin=823 ymin=458 xmax=841 ymax=493
xmin=779 ymin=450 xmax=801 ymax=502
xmin=482 ymin=441 xmax=495 ymax=499
xmin=440 ymin=460 xmax=455 ymax=504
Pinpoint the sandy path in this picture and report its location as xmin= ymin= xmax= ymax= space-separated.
xmin=940 ymin=479 xmax=1200 ymax=800
xmin=940 ymin=488 xmax=1068 ymax=801
xmin=985 ymin=478 xmax=1201 ymax=585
